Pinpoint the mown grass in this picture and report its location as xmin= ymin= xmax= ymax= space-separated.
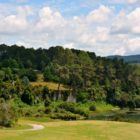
xmin=0 ymin=120 xmax=140 ymax=140
xmin=0 ymin=123 xmax=32 ymax=130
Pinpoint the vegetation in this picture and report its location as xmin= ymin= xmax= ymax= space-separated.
xmin=0 ymin=99 xmax=18 ymax=127
xmin=0 ymin=44 xmax=139 ymax=127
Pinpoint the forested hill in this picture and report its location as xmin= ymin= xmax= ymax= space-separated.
xmin=0 ymin=44 xmax=97 ymax=70
xmin=0 ymin=44 xmax=140 ymax=110
xmin=107 ymin=55 xmax=140 ymax=64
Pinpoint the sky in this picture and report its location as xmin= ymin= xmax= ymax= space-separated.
xmin=0 ymin=0 xmax=140 ymax=56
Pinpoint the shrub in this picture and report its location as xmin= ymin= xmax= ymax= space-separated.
xmin=128 ymin=100 xmax=136 ymax=111
xmin=45 ymin=107 xmax=52 ymax=114
xmin=134 ymin=96 xmax=140 ymax=108
xmin=77 ymin=92 xmax=88 ymax=103
xmin=44 ymin=98 xmax=51 ymax=107
xmin=58 ymin=102 xmax=89 ymax=118
xmin=74 ymin=108 xmax=89 ymax=118
xmin=0 ymin=99 xmax=18 ymax=127
xmin=89 ymin=104 xmax=96 ymax=111
xmin=111 ymin=114 xmax=125 ymax=122
xmin=58 ymin=102 xmax=76 ymax=113
xmin=50 ymin=112 xmax=80 ymax=120
xmin=21 ymin=90 xmax=34 ymax=105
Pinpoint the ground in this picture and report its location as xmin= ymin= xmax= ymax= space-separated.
xmin=0 ymin=119 xmax=140 ymax=140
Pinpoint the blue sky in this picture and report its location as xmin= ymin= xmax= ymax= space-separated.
xmin=0 ymin=0 xmax=140 ymax=56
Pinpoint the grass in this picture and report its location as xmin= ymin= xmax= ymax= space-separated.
xmin=31 ymin=81 xmax=68 ymax=90
xmin=0 ymin=123 xmax=32 ymax=130
xmin=0 ymin=119 xmax=140 ymax=140
xmin=31 ymin=73 xmax=69 ymax=90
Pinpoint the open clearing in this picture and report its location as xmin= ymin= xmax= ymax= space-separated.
xmin=0 ymin=120 xmax=140 ymax=140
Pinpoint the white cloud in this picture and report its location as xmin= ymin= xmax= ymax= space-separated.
xmin=0 ymin=5 xmax=33 ymax=34
xmin=111 ymin=7 xmax=140 ymax=35
xmin=0 ymin=3 xmax=140 ymax=56
xmin=114 ymin=47 xmax=126 ymax=55
xmin=0 ymin=15 xmax=28 ymax=34
xmin=36 ymin=7 xmax=66 ymax=31
xmin=127 ymin=0 xmax=138 ymax=4
xmin=16 ymin=41 xmax=31 ymax=48
xmin=127 ymin=38 xmax=140 ymax=52
xmin=86 ymin=5 xmax=111 ymax=23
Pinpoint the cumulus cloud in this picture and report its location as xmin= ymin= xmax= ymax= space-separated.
xmin=127 ymin=0 xmax=138 ymax=4
xmin=36 ymin=7 xmax=66 ymax=32
xmin=0 ymin=3 xmax=140 ymax=56
xmin=127 ymin=38 xmax=140 ymax=52
xmin=111 ymin=7 xmax=140 ymax=35
xmin=0 ymin=5 xmax=33 ymax=34
xmin=0 ymin=15 xmax=28 ymax=34
xmin=86 ymin=5 xmax=111 ymax=23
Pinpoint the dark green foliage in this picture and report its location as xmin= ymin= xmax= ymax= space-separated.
xmin=77 ymin=92 xmax=89 ymax=103
xmin=45 ymin=107 xmax=52 ymax=114
xmin=58 ymin=102 xmax=76 ymax=113
xmin=89 ymin=104 xmax=96 ymax=111
xmin=57 ymin=102 xmax=89 ymax=118
xmin=20 ymin=69 xmax=37 ymax=82
xmin=25 ymin=69 xmax=37 ymax=81
xmin=50 ymin=112 xmax=80 ymax=120
xmin=21 ymin=90 xmax=34 ymax=105
xmin=44 ymin=98 xmax=51 ymax=107
xmin=134 ymin=95 xmax=140 ymax=108
xmin=128 ymin=100 xmax=136 ymax=111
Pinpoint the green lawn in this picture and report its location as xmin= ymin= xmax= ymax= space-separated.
xmin=0 ymin=120 xmax=140 ymax=140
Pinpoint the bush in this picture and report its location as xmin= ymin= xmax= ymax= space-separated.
xmin=44 ymin=98 xmax=51 ymax=107
xmin=45 ymin=107 xmax=52 ymax=114
xmin=74 ymin=108 xmax=89 ymax=118
xmin=111 ymin=114 xmax=124 ymax=122
xmin=57 ymin=102 xmax=89 ymax=118
xmin=0 ymin=99 xmax=18 ymax=127
xmin=128 ymin=100 xmax=136 ymax=111
xmin=77 ymin=92 xmax=88 ymax=103
xmin=50 ymin=112 xmax=80 ymax=120
xmin=58 ymin=102 xmax=76 ymax=112
xmin=89 ymin=104 xmax=96 ymax=111
xmin=21 ymin=90 xmax=34 ymax=105
xmin=134 ymin=96 xmax=140 ymax=108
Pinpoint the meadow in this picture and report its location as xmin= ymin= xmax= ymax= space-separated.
xmin=0 ymin=119 xmax=140 ymax=140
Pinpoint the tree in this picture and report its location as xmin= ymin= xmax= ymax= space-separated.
xmin=44 ymin=65 xmax=54 ymax=81
xmin=0 ymin=70 xmax=5 ymax=82
xmin=22 ymin=76 xmax=30 ymax=86
xmin=21 ymin=90 xmax=34 ymax=105
xmin=55 ymin=65 xmax=69 ymax=94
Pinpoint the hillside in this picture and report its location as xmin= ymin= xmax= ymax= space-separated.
xmin=0 ymin=44 xmax=140 ymax=128
xmin=107 ymin=55 xmax=140 ymax=64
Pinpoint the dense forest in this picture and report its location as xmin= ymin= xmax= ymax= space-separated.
xmin=0 ymin=44 xmax=140 ymax=127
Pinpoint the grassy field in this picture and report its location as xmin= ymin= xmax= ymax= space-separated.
xmin=31 ymin=74 xmax=69 ymax=90
xmin=0 ymin=119 xmax=140 ymax=140
xmin=31 ymin=81 xmax=68 ymax=90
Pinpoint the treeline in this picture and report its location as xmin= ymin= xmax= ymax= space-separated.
xmin=0 ymin=44 xmax=140 ymax=109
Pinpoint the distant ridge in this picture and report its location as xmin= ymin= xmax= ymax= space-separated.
xmin=107 ymin=54 xmax=140 ymax=64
